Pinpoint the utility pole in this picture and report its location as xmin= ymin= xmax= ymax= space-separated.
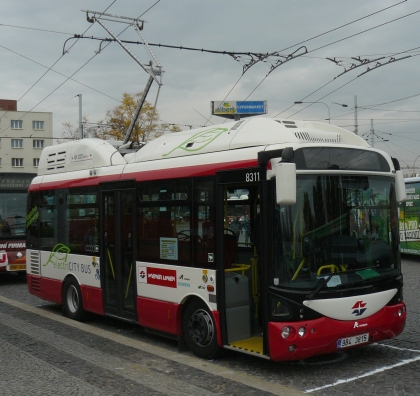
xmin=78 ymin=94 xmax=83 ymax=139
xmin=354 ymin=95 xmax=358 ymax=135
xmin=370 ymin=119 xmax=374 ymax=147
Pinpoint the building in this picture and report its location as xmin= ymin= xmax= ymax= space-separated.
xmin=0 ymin=100 xmax=53 ymax=174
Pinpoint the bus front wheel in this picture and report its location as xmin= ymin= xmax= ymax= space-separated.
xmin=182 ymin=299 xmax=221 ymax=359
xmin=62 ymin=277 xmax=86 ymax=321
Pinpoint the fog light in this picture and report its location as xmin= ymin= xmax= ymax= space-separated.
xmin=298 ymin=326 xmax=306 ymax=337
xmin=288 ymin=344 xmax=296 ymax=353
xmin=281 ymin=326 xmax=291 ymax=339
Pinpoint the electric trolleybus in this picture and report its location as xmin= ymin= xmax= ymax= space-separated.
xmin=399 ymin=176 xmax=420 ymax=255
xmin=26 ymin=117 xmax=407 ymax=361
xmin=0 ymin=172 xmax=35 ymax=274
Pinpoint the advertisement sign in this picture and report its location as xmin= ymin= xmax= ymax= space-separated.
xmin=211 ymin=101 xmax=267 ymax=118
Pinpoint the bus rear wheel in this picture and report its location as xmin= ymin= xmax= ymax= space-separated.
xmin=62 ymin=277 xmax=86 ymax=321
xmin=182 ymin=299 xmax=221 ymax=359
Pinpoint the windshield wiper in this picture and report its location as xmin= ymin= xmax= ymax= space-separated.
xmin=307 ymin=265 xmax=390 ymax=300
xmin=307 ymin=273 xmax=334 ymax=300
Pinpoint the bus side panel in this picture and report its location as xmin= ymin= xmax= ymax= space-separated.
xmin=27 ymin=274 xmax=42 ymax=298
xmin=42 ymin=277 xmax=62 ymax=304
xmin=80 ymin=285 xmax=104 ymax=315
xmin=212 ymin=310 xmax=223 ymax=347
xmin=137 ymin=296 xmax=181 ymax=335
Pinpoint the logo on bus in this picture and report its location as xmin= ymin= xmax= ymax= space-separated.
xmin=138 ymin=266 xmax=177 ymax=288
xmin=0 ymin=251 xmax=8 ymax=264
xmin=351 ymin=301 xmax=367 ymax=316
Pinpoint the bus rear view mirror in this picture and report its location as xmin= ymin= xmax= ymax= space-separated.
xmin=275 ymin=162 xmax=296 ymax=205
xmin=395 ymin=170 xmax=407 ymax=203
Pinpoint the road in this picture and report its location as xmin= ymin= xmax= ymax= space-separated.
xmin=0 ymin=255 xmax=419 ymax=395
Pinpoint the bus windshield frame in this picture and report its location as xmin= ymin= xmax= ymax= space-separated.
xmin=271 ymin=174 xmax=400 ymax=291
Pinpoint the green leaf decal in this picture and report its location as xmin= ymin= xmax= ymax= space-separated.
xmin=43 ymin=243 xmax=71 ymax=267
xmin=163 ymin=128 xmax=229 ymax=157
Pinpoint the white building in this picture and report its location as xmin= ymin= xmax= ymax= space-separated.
xmin=0 ymin=100 xmax=53 ymax=174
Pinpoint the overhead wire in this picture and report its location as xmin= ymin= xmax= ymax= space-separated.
xmin=0 ymin=0 xmax=118 ymax=136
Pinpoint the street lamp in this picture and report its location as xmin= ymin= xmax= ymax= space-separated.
xmin=413 ymin=154 xmax=420 ymax=177
xmin=294 ymin=101 xmax=348 ymax=124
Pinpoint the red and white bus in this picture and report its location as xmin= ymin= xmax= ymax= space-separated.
xmin=0 ymin=172 xmax=35 ymax=274
xmin=26 ymin=117 xmax=407 ymax=361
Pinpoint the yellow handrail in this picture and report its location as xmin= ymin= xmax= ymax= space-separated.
xmin=225 ymin=264 xmax=250 ymax=276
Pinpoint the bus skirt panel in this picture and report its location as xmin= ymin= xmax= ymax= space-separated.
xmin=267 ymin=302 xmax=406 ymax=361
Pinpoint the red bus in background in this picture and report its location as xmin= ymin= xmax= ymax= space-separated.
xmin=0 ymin=173 xmax=35 ymax=274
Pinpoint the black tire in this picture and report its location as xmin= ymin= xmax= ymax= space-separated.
xmin=62 ymin=277 xmax=86 ymax=321
xmin=182 ymin=299 xmax=222 ymax=359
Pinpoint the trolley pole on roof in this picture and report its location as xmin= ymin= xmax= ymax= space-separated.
xmin=78 ymin=94 xmax=83 ymax=139
xmin=83 ymin=10 xmax=163 ymax=145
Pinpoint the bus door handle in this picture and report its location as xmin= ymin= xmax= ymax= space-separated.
xmin=127 ymin=232 xmax=132 ymax=249
xmin=104 ymin=231 xmax=108 ymax=247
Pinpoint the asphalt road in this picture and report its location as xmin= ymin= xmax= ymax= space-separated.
xmin=0 ymin=255 xmax=419 ymax=395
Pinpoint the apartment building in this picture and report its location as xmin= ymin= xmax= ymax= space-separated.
xmin=0 ymin=99 xmax=53 ymax=174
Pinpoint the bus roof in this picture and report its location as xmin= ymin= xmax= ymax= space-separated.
xmin=37 ymin=117 xmax=370 ymax=176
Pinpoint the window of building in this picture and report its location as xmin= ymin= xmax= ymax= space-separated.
xmin=33 ymin=140 xmax=44 ymax=149
xmin=33 ymin=121 xmax=44 ymax=130
xmin=33 ymin=158 xmax=40 ymax=167
xmin=0 ymin=158 xmax=2 ymax=167
xmin=11 ymin=120 xmax=23 ymax=129
xmin=11 ymin=139 xmax=23 ymax=148
xmin=12 ymin=158 xmax=23 ymax=167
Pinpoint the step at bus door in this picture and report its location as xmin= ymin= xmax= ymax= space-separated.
xmin=100 ymin=181 xmax=137 ymax=321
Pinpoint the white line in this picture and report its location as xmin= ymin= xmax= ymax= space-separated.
xmin=378 ymin=342 xmax=420 ymax=353
xmin=304 ymin=354 xmax=420 ymax=393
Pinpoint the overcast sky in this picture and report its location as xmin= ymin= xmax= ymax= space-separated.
xmin=2 ymin=0 xmax=420 ymax=172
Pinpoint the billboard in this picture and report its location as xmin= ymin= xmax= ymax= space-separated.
xmin=211 ymin=101 xmax=267 ymax=118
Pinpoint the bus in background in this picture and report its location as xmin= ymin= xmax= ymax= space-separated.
xmin=0 ymin=173 xmax=35 ymax=274
xmin=399 ymin=176 xmax=420 ymax=255
xmin=26 ymin=117 xmax=407 ymax=361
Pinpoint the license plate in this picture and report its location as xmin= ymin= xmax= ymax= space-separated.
xmin=8 ymin=264 xmax=26 ymax=271
xmin=337 ymin=333 xmax=369 ymax=349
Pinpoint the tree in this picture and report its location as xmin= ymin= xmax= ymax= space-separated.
xmin=60 ymin=92 xmax=180 ymax=143
xmin=59 ymin=116 xmax=104 ymax=143
xmin=62 ymin=92 xmax=181 ymax=143
xmin=103 ymin=92 xmax=180 ymax=143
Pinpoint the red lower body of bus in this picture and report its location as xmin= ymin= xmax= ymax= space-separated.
xmin=27 ymin=274 xmax=406 ymax=361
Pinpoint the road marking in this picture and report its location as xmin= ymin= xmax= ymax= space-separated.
xmin=0 ymin=295 xmax=304 ymax=396
xmin=305 ymin=343 xmax=420 ymax=393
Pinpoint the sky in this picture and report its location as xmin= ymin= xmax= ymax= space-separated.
xmin=1 ymin=0 xmax=420 ymax=174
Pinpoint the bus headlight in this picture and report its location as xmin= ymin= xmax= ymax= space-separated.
xmin=298 ymin=326 xmax=306 ymax=337
xmin=281 ymin=326 xmax=291 ymax=339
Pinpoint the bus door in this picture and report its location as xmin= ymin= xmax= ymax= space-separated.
xmin=100 ymin=181 xmax=137 ymax=321
xmin=216 ymin=167 xmax=265 ymax=353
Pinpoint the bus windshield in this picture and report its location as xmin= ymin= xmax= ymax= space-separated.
xmin=0 ymin=192 xmax=27 ymax=238
xmin=272 ymin=175 xmax=399 ymax=290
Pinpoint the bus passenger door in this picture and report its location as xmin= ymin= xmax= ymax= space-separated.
xmin=216 ymin=168 xmax=265 ymax=354
xmin=100 ymin=182 xmax=137 ymax=321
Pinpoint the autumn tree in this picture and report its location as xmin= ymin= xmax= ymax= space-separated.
xmin=61 ymin=92 xmax=180 ymax=143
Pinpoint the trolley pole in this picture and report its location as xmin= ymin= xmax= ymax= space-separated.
xmin=354 ymin=95 xmax=358 ymax=135
xmin=78 ymin=94 xmax=83 ymax=140
xmin=370 ymin=119 xmax=374 ymax=147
